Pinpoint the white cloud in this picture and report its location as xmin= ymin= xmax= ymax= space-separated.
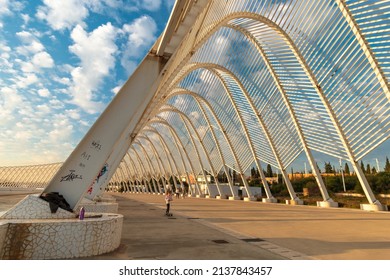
xmin=120 ymin=59 xmax=137 ymax=76
xmin=19 ymin=51 xmax=54 ymax=73
xmin=38 ymin=88 xmax=51 ymax=97
xmin=21 ymin=13 xmax=30 ymax=25
xmin=122 ymin=16 xmax=157 ymax=50
xmin=0 ymin=87 xmax=23 ymax=112
xmin=68 ymin=23 xmax=118 ymax=113
xmin=36 ymin=103 xmax=51 ymax=113
xmin=0 ymin=0 xmax=11 ymax=16
xmin=83 ymin=0 xmax=124 ymax=12
xmin=70 ymin=23 xmax=118 ymax=77
xmin=16 ymin=31 xmax=45 ymax=56
xmin=111 ymin=80 xmax=125 ymax=95
xmin=47 ymin=115 xmax=74 ymax=142
xmin=0 ymin=42 xmax=11 ymax=61
xmin=20 ymin=61 xmax=34 ymax=72
xmin=65 ymin=109 xmax=81 ymax=120
xmin=53 ymin=76 xmax=71 ymax=86
xmin=36 ymin=0 xmax=89 ymax=31
xmin=140 ymin=0 xmax=161 ymax=11
xmin=0 ymin=113 xmax=77 ymax=165
xmin=49 ymin=98 xmax=65 ymax=110
xmin=14 ymin=130 xmax=32 ymax=141
xmin=111 ymin=85 xmax=122 ymax=95
xmin=121 ymin=15 xmax=157 ymax=74
xmin=15 ymin=73 xmax=39 ymax=88
xmin=0 ymin=2 xmax=23 ymax=41
xmin=32 ymin=51 xmax=54 ymax=68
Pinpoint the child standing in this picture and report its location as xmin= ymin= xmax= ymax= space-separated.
xmin=165 ymin=190 xmax=173 ymax=216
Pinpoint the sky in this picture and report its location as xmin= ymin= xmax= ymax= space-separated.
xmin=0 ymin=0 xmax=174 ymax=166
xmin=0 ymin=0 xmax=389 ymax=173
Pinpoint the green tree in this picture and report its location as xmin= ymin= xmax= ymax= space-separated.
xmin=366 ymin=163 xmax=371 ymax=174
xmin=385 ymin=157 xmax=390 ymax=172
xmin=360 ymin=160 xmax=366 ymax=173
xmin=316 ymin=162 xmax=321 ymax=173
xmin=251 ymin=167 xmax=256 ymax=179
xmin=372 ymin=167 xmax=377 ymax=174
xmin=324 ymin=162 xmax=333 ymax=173
xmin=266 ymin=164 xmax=273 ymax=177
xmin=218 ymin=170 xmax=227 ymax=183
xmin=344 ymin=163 xmax=350 ymax=175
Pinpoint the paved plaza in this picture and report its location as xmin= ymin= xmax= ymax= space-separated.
xmin=1 ymin=192 xmax=390 ymax=260
xmin=3 ymin=192 xmax=390 ymax=260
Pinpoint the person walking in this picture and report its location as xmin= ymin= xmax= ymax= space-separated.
xmin=165 ymin=190 xmax=173 ymax=216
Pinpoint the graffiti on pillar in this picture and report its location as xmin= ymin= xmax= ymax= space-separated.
xmin=81 ymin=152 xmax=91 ymax=160
xmin=86 ymin=163 xmax=109 ymax=195
xmin=91 ymin=140 xmax=102 ymax=151
xmin=60 ymin=170 xmax=83 ymax=182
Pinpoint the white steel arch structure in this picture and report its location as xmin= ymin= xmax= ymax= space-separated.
xmin=2 ymin=0 xmax=390 ymax=211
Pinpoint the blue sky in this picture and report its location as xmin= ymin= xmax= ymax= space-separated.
xmin=0 ymin=0 xmax=174 ymax=166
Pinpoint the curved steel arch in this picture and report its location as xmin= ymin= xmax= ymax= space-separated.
xmin=132 ymin=140 xmax=162 ymax=193
xmin=154 ymin=107 xmax=216 ymax=196
xmin=136 ymin=136 xmax=180 ymax=192
xmin=161 ymin=11 xmax=381 ymax=205
xmin=142 ymin=125 xmax=195 ymax=187
xmin=158 ymin=103 xmax=233 ymax=197
xmin=128 ymin=147 xmax=151 ymax=191
xmin=142 ymin=126 xmax=193 ymax=191
xmin=147 ymin=118 xmax=203 ymax=195
xmin=138 ymin=134 xmax=183 ymax=192
xmin=8 ymin=1 xmax=390 ymax=213
xmin=166 ymin=89 xmax=271 ymax=199
xmin=167 ymin=65 xmax=302 ymax=201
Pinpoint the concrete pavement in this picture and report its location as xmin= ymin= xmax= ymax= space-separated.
xmin=107 ymin=193 xmax=390 ymax=260
xmin=1 ymin=192 xmax=390 ymax=260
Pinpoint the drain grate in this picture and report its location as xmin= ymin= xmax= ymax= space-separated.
xmin=187 ymin=217 xmax=199 ymax=219
xmin=241 ymin=238 xmax=265 ymax=242
xmin=212 ymin=239 xmax=229 ymax=244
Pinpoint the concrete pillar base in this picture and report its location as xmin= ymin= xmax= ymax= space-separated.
xmin=360 ymin=203 xmax=388 ymax=211
xmin=317 ymin=201 xmax=339 ymax=208
xmin=229 ymin=196 xmax=240 ymax=200
xmin=196 ymin=194 xmax=206 ymax=198
xmin=216 ymin=195 xmax=227 ymax=199
xmin=243 ymin=197 xmax=256 ymax=202
xmin=286 ymin=199 xmax=304 ymax=205
xmin=262 ymin=197 xmax=278 ymax=203
xmin=0 ymin=194 xmax=123 ymax=259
